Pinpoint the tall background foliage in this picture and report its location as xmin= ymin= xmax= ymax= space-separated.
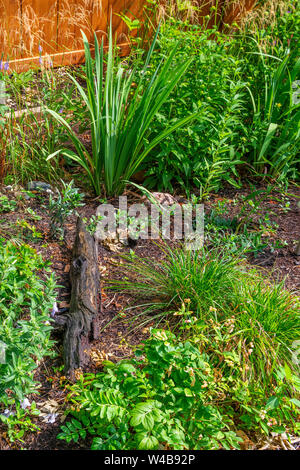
xmin=136 ymin=0 xmax=300 ymax=196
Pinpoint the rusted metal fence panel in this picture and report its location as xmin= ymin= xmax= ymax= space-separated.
xmin=0 ymin=0 xmax=257 ymax=72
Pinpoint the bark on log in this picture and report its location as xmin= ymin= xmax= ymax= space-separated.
xmin=63 ymin=217 xmax=100 ymax=377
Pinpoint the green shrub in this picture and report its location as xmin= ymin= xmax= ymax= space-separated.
xmin=48 ymin=179 xmax=84 ymax=239
xmin=0 ymin=195 xmax=17 ymax=213
xmin=0 ymin=240 xmax=57 ymax=403
xmin=47 ymin=26 xmax=198 ymax=196
xmin=246 ymin=55 xmax=300 ymax=179
xmin=204 ymin=189 xmax=287 ymax=257
xmin=58 ymin=328 xmax=242 ymax=450
xmin=108 ymin=245 xmax=241 ymax=321
xmin=58 ymin=324 xmax=299 ymax=449
xmin=108 ymin=245 xmax=300 ymax=389
xmin=134 ymin=6 xmax=300 ymax=194
xmin=141 ymin=21 xmax=248 ymax=197
xmin=179 ymin=311 xmax=300 ymax=436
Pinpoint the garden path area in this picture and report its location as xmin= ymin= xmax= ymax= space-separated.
xmin=0 ymin=182 xmax=299 ymax=450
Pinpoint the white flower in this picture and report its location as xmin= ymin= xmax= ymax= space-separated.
xmin=20 ymin=398 xmax=31 ymax=409
xmin=2 ymin=409 xmax=15 ymax=417
xmin=44 ymin=413 xmax=58 ymax=424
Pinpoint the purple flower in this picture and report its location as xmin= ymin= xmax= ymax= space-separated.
xmin=1 ymin=409 xmax=15 ymax=418
xmin=51 ymin=302 xmax=59 ymax=318
xmin=38 ymin=44 xmax=43 ymax=54
xmin=59 ymin=108 xmax=63 ymax=114
xmin=4 ymin=61 xmax=9 ymax=71
xmin=39 ymin=56 xmax=43 ymax=66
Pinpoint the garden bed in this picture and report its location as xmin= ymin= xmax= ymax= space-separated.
xmin=0 ymin=0 xmax=299 ymax=453
xmin=0 ymin=181 xmax=299 ymax=450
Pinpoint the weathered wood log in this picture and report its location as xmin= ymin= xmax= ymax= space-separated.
xmin=63 ymin=217 xmax=100 ymax=377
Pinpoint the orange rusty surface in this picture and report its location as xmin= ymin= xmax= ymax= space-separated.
xmin=0 ymin=1 xmax=257 ymax=72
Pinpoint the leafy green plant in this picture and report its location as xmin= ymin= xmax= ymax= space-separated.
xmin=24 ymin=207 xmax=42 ymax=221
xmin=178 ymin=308 xmax=300 ymax=436
xmin=0 ymin=400 xmax=40 ymax=443
xmin=58 ymin=328 xmax=242 ymax=450
xmin=82 ymin=214 xmax=104 ymax=236
xmin=204 ymin=187 xmax=287 ymax=257
xmin=0 ymin=195 xmax=17 ymax=213
xmin=16 ymin=220 xmax=43 ymax=241
xmin=246 ymin=54 xmax=300 ymax=179
xmin=47 ymin=25 xmax=198 ymax=196
xmin=108 ymin=244 xmax=299 ymax=387
xmin=48 ymin=180 xmax=84 ymax=239
xmin=137 ymin=20 xmax=248 ymax=196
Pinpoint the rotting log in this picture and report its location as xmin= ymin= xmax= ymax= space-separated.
xmin=62 ymin=217 xmax=100 ymax=377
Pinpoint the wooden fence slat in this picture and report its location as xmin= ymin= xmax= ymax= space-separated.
xmin=73 ymin=0 xmax=95 ymax=49
xmin=21 ymin=0 xmax=58 ymax=57
xmin=109 ymin=0 xmax=127 ymax=43
xmin=0 ymin=0 xmax=22 ymax=61
xmin=92 ymin=0 xmax=109 ymax=45
xmin=222 ymin=0 xmax=257 ymax=27
xmin=56 ymin=0 xmax=77 ymax=53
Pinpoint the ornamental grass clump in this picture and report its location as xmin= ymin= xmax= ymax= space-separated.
xmin=47 ymin=26 xmax=198 ymax=196
xmin=108 ymin=245 xmax=241 ymax=322
xmin=108 ymin=244 xmax=300 ymax=388
xmin=233 ymin=278 xmax=300 ymax=382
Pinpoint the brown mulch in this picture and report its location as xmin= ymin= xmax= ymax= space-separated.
xmin=0 ymin=181 xmax=299 ymax=450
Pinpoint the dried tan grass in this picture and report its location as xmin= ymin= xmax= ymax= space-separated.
xmin=0 ymin=0 xmax=125 ymax=62
xmin=1 ymin=0 xmax=288 ymax=68
xmin=155 ymin=0 xmax=257 ymax=26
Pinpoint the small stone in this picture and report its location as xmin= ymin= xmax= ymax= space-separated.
xmin=142 ymin=192 xmax=178 ymax=208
